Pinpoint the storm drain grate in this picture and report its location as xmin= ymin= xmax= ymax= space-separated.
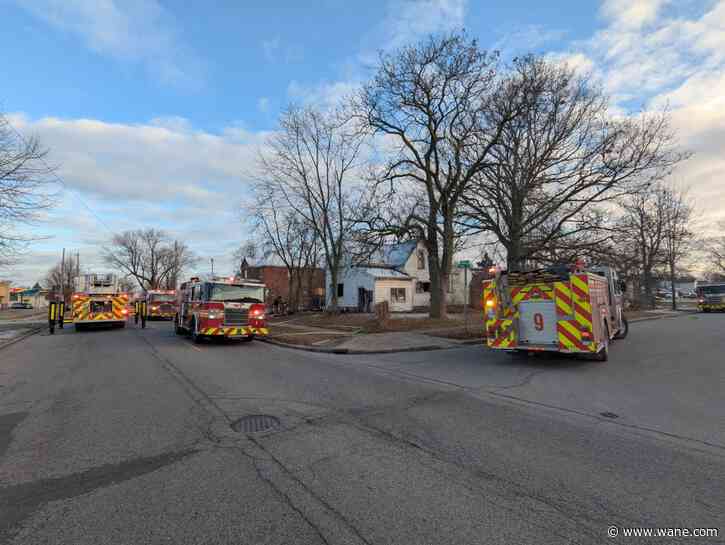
xmin=600 ymin=412 xmax=619 ymax=419
xmin=231 ymin=414 xmax=281 ymax=434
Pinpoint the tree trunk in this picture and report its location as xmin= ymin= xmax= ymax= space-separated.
xmin=642 ymin=268 xmax=655 ymax=310
xmin=327 ymin=268 xmax=339 ymax=313
xmin=669 ymin=259 xmax=677 ymax=311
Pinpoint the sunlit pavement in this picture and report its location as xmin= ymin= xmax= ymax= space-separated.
xmin=1 ymin=314 xmax=723 ymax=544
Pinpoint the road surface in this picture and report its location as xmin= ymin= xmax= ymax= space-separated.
xmin=1 ymin=314 xmax=723 ymax=544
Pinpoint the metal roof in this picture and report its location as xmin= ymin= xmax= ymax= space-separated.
xmin=377 ymin=241 xmax=418 ymax=268
xmin=359 ymin=267 xmax=412 ymax=280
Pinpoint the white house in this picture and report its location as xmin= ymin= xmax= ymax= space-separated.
xmin=326 ymin=240 xmax=468 ymax=312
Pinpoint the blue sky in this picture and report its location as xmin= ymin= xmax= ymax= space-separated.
xmin=2 ymin=0 xmax=725 ymax=284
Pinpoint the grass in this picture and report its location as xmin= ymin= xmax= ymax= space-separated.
xmin=269 ymin=311 xmax=485 ymax=335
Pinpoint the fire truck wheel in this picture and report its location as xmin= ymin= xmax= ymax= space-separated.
xmin=613 ymin=318 xmax=629 ymax=340
xmin=190 ymin=319 xmax=202 ymax=344
xmin=594 ymin=324 xmax=610 ymax=362
xmin=174 ymin=315 xmax=185 ymax=336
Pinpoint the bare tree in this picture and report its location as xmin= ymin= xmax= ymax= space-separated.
xmin=462 ymin=55 xmax=688 ymax=270
xmin=0 ymin=112 xmax=56 ymax=267
xmin=249 ymin=186 xmax=321 ymax=312
xmin=661 ymin=185 xmax=694 ymax=310
xmin=44 ymin=255 xmax=80 ymax=301
xmin=705 ymin=221 xmax=725 ymax=279
xmin=102 ymin=229 xmax=197 ymax=290
xmin=356 ymin=32 xmax=516 ymax=318
xmin=616 ymin=185 xmax=671 ymax=309
xmin=256 ymin=105 xmax=366 ymax=311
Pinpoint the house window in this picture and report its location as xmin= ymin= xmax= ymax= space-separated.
xmin=416 ymin=281 xmax=430 ymax=294
xmin=337 ymin=283 xmax=344 ymax=297
xmin=417 ymin=249 xmax=426 ymax=270
xmin=390 ymin=287 xmax=407 ymax=303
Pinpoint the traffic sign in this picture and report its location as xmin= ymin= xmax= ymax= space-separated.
xmin=456 ymin=260 xmax=472 ymax=269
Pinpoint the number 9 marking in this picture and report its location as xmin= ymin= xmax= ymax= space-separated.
xmin=534 ymin=313 xmax=544 ymax=331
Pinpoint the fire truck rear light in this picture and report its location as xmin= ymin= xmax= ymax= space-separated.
xmin=122 ymin=309 xmax=128 ymax=315
xmin=485 ymin=299 xmax=496 ymax=308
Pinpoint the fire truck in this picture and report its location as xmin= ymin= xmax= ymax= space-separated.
xmin=141 ymin=289 xmax=177 ymax=320
xmin=175 ymin=276 xmax=269 ymax=343
xmin=696 ymin=282 xmax=725 ymax=312
xmin=483 ymin=262 xmax=628 ymax=361
xmin=71 ymin=273 xmax=129 ymax=330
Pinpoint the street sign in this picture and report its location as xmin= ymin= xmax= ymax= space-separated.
xmin=456 ymin=260 xmax=472 ymax=269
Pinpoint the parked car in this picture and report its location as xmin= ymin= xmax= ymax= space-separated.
xmin=9 ymin=301 xmax=32 ymax=309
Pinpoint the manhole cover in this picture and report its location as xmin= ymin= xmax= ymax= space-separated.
xmin=600 ymin=412 xmax=619 ymax=419
xmin=231 ymin=414 xmax=281 ymax=434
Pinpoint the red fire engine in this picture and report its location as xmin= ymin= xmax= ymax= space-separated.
xmin=143 ymin=289 xmax=177 ymax=320
xmin=483 ymin=262 xmax=628 ymax=361
xmin=175 ymin=276 xmax=268 ymax=343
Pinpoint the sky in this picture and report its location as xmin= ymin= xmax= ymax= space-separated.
xmin=2 ymin=0 xmax=725 ymax=285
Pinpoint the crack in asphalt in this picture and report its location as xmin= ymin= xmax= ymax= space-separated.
xmin=137 ymin=328 xmax=370 ymax=545
xmin=0 ymin=448 xmax=198 ymax=543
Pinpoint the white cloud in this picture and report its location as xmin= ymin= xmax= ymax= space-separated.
xmin=4 ymin=114 xmax=268 ymax=284
xmin=557 ymin=0 xmax=725 ymax=226
xmin=600 ymin=0 xmax=670 ymax=29
xmin=257 ymin=97 xmax=270 ymax=113
xmin=15 ymin=0 xmax=202 ymax=85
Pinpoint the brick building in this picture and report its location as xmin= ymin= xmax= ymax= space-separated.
xmin=239 ymin=258 xmax=325 ymax=311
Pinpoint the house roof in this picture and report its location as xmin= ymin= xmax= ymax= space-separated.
xmin=373 ymin=240 xmax=418 ymax=268
xmin=360 ymin=267 xmax=413 ymax=280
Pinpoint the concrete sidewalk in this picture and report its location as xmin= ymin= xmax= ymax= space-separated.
xmin=264 ymin=309 xmax=694 ymax=354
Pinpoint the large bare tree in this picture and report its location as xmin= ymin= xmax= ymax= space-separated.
xmin=356 ymin=32 xmax=516 ymax=318
xmin=462 ymin=55 xmax=688 ymax=270
xmin=44 ymin=254 xmax=80 ymax=301
xmin=0 ymin=112 xmax=56 ymax=267
xmin=615 ymin=185 xmax=671 ymax=309
xmin=255 ymin=105 xmax=366 ymax=311
xmin=248 ymin=186 xmax=320 ymax=312
xmin=661 ymin=185 xmax=694 ymax=310
xmin=705 ymin=221 xmax=725 ymax=279
xmin=102 ymin=229 xmax=197 ymax=290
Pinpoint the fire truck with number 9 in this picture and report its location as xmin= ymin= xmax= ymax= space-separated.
xmin=175 ymin=276 xmax=269 ymax=343
xmin=482 ymin=261 xmax=628 ymax=361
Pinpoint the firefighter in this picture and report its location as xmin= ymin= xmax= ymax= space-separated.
xmin=48 ymin=301 xmax=57 ymax=335
xmin=58 ymin=301 xmax=65 ymax=329
xmin=140 ymin=300 xmax=147 ymax=329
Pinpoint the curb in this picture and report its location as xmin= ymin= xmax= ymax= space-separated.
xmin=259 ymin=336 xmax=470 ymax=355
xmin=628 ymin=311 xmax=696 ymax=323
xmin=0 ymin=326 xmax=43 ymax=351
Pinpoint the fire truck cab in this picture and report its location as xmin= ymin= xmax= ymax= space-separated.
xmin=142 ymin=289 xmax=177 ymax=320
xmin=483 ymin=263 xmax=628 ymax=361
xmin=71 ymin=273 xmax=129 ymax=330
xmin=696 ymin=282 xmax=725 ymax=312
xmin=175 ymin=276 xmax=268 ymax=343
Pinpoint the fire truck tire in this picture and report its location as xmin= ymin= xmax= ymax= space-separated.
xmin=190 ymin=319 xmax=202 ymax=344
xmin=174 ymin=315 xmax=185 ymax=335
xmin=594 ymin=324 xmax=610 ymax=362
xmin=614 ymin=318 xmax=629 ymax=340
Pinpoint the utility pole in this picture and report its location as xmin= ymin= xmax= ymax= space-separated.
xmin=210 ymin=258 xmax=214 ymax=276
xmin=60 ymin=248 xmax=65 ymax=301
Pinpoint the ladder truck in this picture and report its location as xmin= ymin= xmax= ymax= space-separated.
xmin=71 ymin=273 xmax=129 ymax=330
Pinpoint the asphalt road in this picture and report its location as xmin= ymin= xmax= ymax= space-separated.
xmin=0 ymin=315 xmax=723 ymax=544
